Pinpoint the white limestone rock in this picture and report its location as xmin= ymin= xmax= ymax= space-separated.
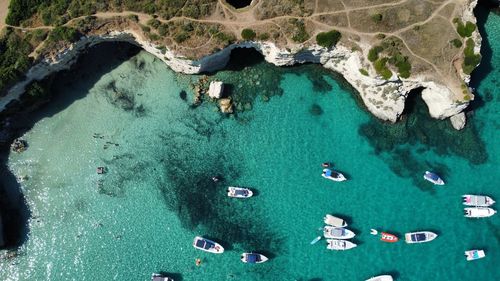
xmin=218 ymin=98 xmax=233 ymax=113
xmin=208 ymin=81 xmax=224 ymax=99
xmin=450 ymin=112 xmax=467 ymax=130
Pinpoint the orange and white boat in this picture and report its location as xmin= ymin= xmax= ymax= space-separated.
xmin=380 ymin=232 xmax=399 ymax=243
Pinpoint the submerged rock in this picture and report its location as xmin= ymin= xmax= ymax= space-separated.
xmin=450 ymin=112 xmax=466 ymax=130
xmin=218 ymin=98 xmax=233 ymax=113
xmin=208 ymin=81 xmax=224 ymax=99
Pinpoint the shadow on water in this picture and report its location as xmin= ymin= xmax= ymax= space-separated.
xmin=0 ymin=42 xmax=142 ymax=248
xmin=359 ymin=89 xmax=487 ymax=192
xmin=468 ymin=0 xmax=498 ymax=111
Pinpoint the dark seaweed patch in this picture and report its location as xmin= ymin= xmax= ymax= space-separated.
xmin=153 ymin=111 xmax=283 ymax=253
xmin=359 ymin=94 xmax=487 ymax=190
xmin=179 ymin=90 xmax=187 ymax=101
xmin=309 ymin=103 xmax=323 ymax=116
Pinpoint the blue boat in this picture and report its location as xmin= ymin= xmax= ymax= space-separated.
xmin=241 ymin=252 xmax=269 ymax=264
xmin=322 ymin=168 xmax=347 ymax=182
xmin=423 ymin=171 xmax=445 ymax=185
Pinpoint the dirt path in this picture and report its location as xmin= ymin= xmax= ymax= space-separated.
xmin=0 ymin=0 xmax=10 ymax=29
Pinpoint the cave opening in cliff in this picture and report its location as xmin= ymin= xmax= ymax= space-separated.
xmin=225 ymin=47 xmax=265 ymax=71
xmin=226 ymin=0 xmax=253 ymax=9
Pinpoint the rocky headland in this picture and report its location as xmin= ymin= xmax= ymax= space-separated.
xmin=0 ymin=0 xmax=485 ymax=130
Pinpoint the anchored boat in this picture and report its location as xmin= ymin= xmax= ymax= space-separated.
xmin=464 ymin=207 xmax=497 ymax=218
xmin=324 ymin=214 xmax=348 ymax=227
xmin=404 ymin=231 xmax=438 ymax=244
xmin=322 ymin=168 xmax=347 ymax=182
xmin=192 ymin=236 xmax=224 ymax=254
xmin=380 ymin=232 xmax=399 ymax=243
xmin=323 ymin=226 xmax=355 ymax=239
xmin=326 ymin=239 xmax=357 ymax=250
xmin=423 ymin=171 xmax=445 ymax=185
xmin=465 ymin=249 xmax=485 ymax=261
xmin=241 ymin=252 xmax=269 ymax=264
xmin=227 ymin=186 xmax=253 ymax=198
xmin=366 ymin=275 xmax=394 ymax=281
xmin=462 ymin=195 xmax=495 ymax=207
xmin=151 ymin=273 xmax=174 ymax=281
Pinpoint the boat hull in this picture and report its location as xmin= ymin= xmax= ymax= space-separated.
xmin=404 ymin=231 xmax=437 ymax=244
xmin=423 ymin=171 xmax=445 ymax=185
xmin=380 ymin=232 xmax=398 ymax=243
xmin=462 ymin=195 xmax=495 ymax=207
xmin=323 ymin=226 xmax=355 ymax=239
xmin=322 ymin=169 xmax=347 ymax=182
xmin=465 ymin=250 xmax=485 ymax=261
xmin=366 ymin=275 xmax=394 ymax=281
xmin=240 ymin=253 xmax=268 ymax=264
xmin=464 ymin=207 xmax=497 ymax=218
xmin=227 ymin=187 xmax=253 ymax=198
xmin=193 ymin=236 xmax=224 ymax=254
xmin=326 ymin=239 xmax=357 ymax=250
xmin=324 ymin=214 xmax=347 ymax=227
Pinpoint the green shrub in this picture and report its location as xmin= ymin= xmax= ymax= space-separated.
xmin=462 ymin=38 xmax=481 ymax=74
xmin=450 ymin=38 xmax=462 ymax=48
xmin=147 ymin=19 xmax=161 ymax=29
xmin=359 ymin=69 xmax=369 ymax=76
xmin=371 ymin=13 xmax=383 ymax=22
xmin=373 ymin=58 xmax=392 ymax=80
xmin=174 ymin=32 xmax=190 ymax=43
xmin=368 ymin=46 xmax=383 ymax=62
xmin=291 ymin=20 xmax=309 ymax=43
xmin=456 ymin=20 xmax=476 ymax=38
xmin=241 ymin=28 xmax=256 ymax=40
xmin=375 ymin=33 xmax=386 ymax=40
xmin=127 ymin=14 xmax=139 ymax=22
xmin=140 ymin=25 xmax=151 ymax=33
xmin=0 ymin=29 xmax=33 ymax=93
xmin=47 ymin=26 xmax=79 ymax=43
xmin=316 ymin=30 xmax=341 ymax=48
xmin=258 ymin=33 xmax=270 ymax=41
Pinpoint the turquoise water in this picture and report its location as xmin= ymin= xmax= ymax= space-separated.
xmin=2 ymin=8 xmax=500 ymax=281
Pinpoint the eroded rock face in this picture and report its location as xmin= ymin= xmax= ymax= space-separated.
xmin=218 ymin=98 xmax=233 ymax=113
xmin=450 ymin=112 xmax=467 ymax=130
xmin=208 ymin=81 xmax=224 ymax=99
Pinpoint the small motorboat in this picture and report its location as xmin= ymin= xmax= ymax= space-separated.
xmin=326 ymin=239 xmax=357 ymax=250
xmin=324 ymin=214 xmax=348 ymax=227
xmin=322 ymin=162 xmax=331 ymax=168
xmin=151 ymin=273 xmax=174 ymax=281
xmin=380 ymin=232 xmax=398 ymax=243
xmin=366 ymin=275 xmax=394 ymax=281
xmin=192 ymin=236 xmax=224 ymax=254
xmin=323 ymin=226 xmax=355 ymax=239
xmin=370 ymin=229 xmax=378 ymax=235
xmin=240 ymin=252 xmax=268 ymax=264
xmin=465 ymin=249 xmax=485 ymax=261
xmin=423 ymin=171 xmax=444 ymax=185
xmin=462 ymin=195 xmax=495 ymax=207
xmin=322 ymin=168 xmax=347 ymax=182
xmin=404 ymin=231 xmax=438 ymax=244
xmin=227 ymin=186 xmax=253 ymax=198
xmin=464 ymin=207 xmax=497 ymax=218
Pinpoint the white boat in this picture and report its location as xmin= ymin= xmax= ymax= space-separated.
xmin=464 ymin=207 xmax=497 ymax=218
xmin=326 ymin=239 xmax=357 ymax=250
xmin=192 ymin=236 xmax=224 ymax=254
xmin=462 ymin=195 xmax=495 ymax=207
xmin=423 ymin=171 xmax=445 ymax=185
xmin=227 ymin=186 xmax=253 ymax=198
xmin=323 ymin=226 xmax=355 ymax=239
xmin=240 ymin=252 xmax=268 ymax=263
xmin=151 ymin=273 xmax=174 ymax=281
xmin=366 ymin=275 xmax=394 ymax=281
xmin=324 ymin=214 xmax=348 ymax=227
xmin=465 ymin=249 xmax=486 ymax=261
xmin=322 ymin=168 xmax=347 ymax=182
xmin=404 ymin=231 xmax=438 ymax=244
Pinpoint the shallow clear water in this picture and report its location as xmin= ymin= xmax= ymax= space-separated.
xmin=2 ymin=9 xmax=500 ymax=281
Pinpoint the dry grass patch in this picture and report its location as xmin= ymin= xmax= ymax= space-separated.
xmin=349 ymin=0 xmax=439 ymax=33
xmin=343 ymin=0 xmax=401 ymax=8
xmin=438 ymin=3 xmax=457 ymax=18
xmin=254 ymin=0 xmax=313 ymax=20
xmin=315 ymin=0 xmax=345 ymax=13
xmin=313 ymin=14 xmax=349 ymax=28
xmin=400 ymin=17 xmax=459 ymax=76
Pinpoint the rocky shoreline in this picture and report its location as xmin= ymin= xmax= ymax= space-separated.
xmin=0 ymin=3 xmax=482 ymax=128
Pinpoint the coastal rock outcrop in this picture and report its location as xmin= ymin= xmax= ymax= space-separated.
xmin=218 ymin=98 xmax=233 ymax=113
xmin=450 ymin=112 xmax=467 ymax=130
xmin=208 ymin=81 xmax=224 ymax=99
xmin=1 ymin=0 xmax=482 ymax=130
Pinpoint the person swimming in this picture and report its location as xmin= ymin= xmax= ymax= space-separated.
xmin=195 ymin=258 xmax=202 ymax=266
